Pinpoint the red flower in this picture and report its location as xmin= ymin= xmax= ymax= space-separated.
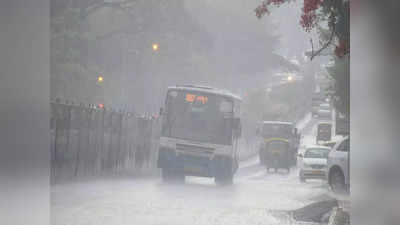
xmin=255 ymin=4 xmax=269 ymax=19
xmin=303 ymin=0 xmax=323 ymax=14
xmin=267 ymin=0 xmax=285 ymax=6
xmin=300 ymin=12 xmax=316 ymax=32
xmin=335 ymin=39 xmax=349 ymax=58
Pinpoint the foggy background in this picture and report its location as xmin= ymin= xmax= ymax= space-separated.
xmin=50 ymin=0 xmax=326 ymax=114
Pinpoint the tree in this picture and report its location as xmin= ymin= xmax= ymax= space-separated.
xmin=51 ymin=0 xmax=216 ymax=112
xmin=254 ymin=0 xmax=350 ymax=118
xmin=326 ymin=55 xmax=349 ymax=117
xmin=255 ymin=0 xmax=349 ymax=59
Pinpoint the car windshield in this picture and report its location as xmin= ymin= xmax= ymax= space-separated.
xmin=304 ymin=148 xmax=330 ymax=158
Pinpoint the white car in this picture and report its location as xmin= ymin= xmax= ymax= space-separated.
xmin=326 ymin=136 xmax=350 ymax=193
xmin=299 ymin=146 xmax=331 ymax=182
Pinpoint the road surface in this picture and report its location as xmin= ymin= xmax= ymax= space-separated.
xmin=51 ymin=118 xmax=334 ymax=225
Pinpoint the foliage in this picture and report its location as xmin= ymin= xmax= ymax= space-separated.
xmin=51 ymin=0 xmax=304 ymax=112
xmin=255 ymin=0 xmax=350 ymax=59
xmin=242 ymin=80 xmax=309 ymax=126
xmin=50 ymin=0 xmax=213 ymax=110
xmin=254 ymin=0 xmax=350 ymax=119
xmin=326 ymin=55 xmax=349 ymax=117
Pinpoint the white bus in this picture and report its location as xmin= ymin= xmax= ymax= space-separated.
xmin=157 ymin=85 xmax=242 ymax=185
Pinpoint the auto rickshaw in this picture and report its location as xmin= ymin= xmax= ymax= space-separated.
xmin=261 ymin=138 xmax=292 ymax=173
xmin=256 ymin=121 xmax=300 ymax=165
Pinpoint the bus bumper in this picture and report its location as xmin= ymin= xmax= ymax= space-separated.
xmin=157 ymin=148 xmax=234 ymax=177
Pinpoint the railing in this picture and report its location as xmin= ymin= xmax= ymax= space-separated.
xmin=50 ymin=100 xmax=160 ymax=182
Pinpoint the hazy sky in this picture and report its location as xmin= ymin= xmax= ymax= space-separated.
xmin=185 ymin=0 xmax=318 ymax=61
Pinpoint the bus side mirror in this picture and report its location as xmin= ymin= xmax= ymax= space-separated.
xmin=159 ymin=107 xmax=163 ymax=116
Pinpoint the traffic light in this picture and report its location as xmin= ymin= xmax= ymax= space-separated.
xmin=97 ymin=76 xmax=104 ymax=83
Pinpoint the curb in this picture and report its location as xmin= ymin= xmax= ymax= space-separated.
xmin=328 ymin=207 xmax=350 ymax=225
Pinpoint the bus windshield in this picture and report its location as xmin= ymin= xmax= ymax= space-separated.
xmin=162 ymin=89 xmax=234 ymax=145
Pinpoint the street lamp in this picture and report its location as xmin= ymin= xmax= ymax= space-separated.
xmin=152 ymin=43 xmax=159 ymax=51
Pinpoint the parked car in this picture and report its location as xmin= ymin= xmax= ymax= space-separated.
xmin=298 ymin=146 xmax=331 ymax=182
xmin=316 ymin=122 xmax=332 ymax=144
xmin=326 ymin=136 xmax=350 ymax=193
xmin=312 ymin=107 xmax=318 ymax=116
xmin=317 ymin=109 xmax=332 ymax=120
xmin=321 ymin=140 xmax=337 ymax=148
xmin=311 ymin=93 xmax=324 ymax=116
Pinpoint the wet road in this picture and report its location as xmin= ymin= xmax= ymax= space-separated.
xmin=51 ymin=118 xmax=332 ymax=225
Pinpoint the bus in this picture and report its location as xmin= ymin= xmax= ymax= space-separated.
xmin=157 ymin=85 xmax=242 ymax=185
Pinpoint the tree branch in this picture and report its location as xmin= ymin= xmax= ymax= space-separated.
xmin=309 ymin=14 xmax=336 ymax=60
xmin=82 ymin=0 xmax=136 ymax=19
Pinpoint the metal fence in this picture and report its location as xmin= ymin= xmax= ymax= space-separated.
xmin=50 ymin=100 xmax=160 ymax=182
xmin=50 ymin=96 xmax=310 ymax=182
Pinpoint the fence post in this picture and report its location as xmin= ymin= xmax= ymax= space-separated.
xmin=64 ymin=104 xmax=71 ymax=164
xmin=54 ymin=104 xmax=60 ymax=178
xmin=93 ymin=109 xmax=99 ymax=174
xmin=107 ymin=111 xmax=113 ymax=171
xmin=99 ymin=108 xmax=106 ymax=170
xmin=115 ymin=113 xmax=123 ymax=170
xmin=86 ymin=108 xmax=93 ymax=175
xmin=50 ymin=102 xmax=57 ymax=180
xmin=74 ymin=106 xmax=83 ymax=177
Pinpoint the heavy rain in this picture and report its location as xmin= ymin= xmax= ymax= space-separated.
xmin=49 ymin=1 xmax=350 ymax=225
